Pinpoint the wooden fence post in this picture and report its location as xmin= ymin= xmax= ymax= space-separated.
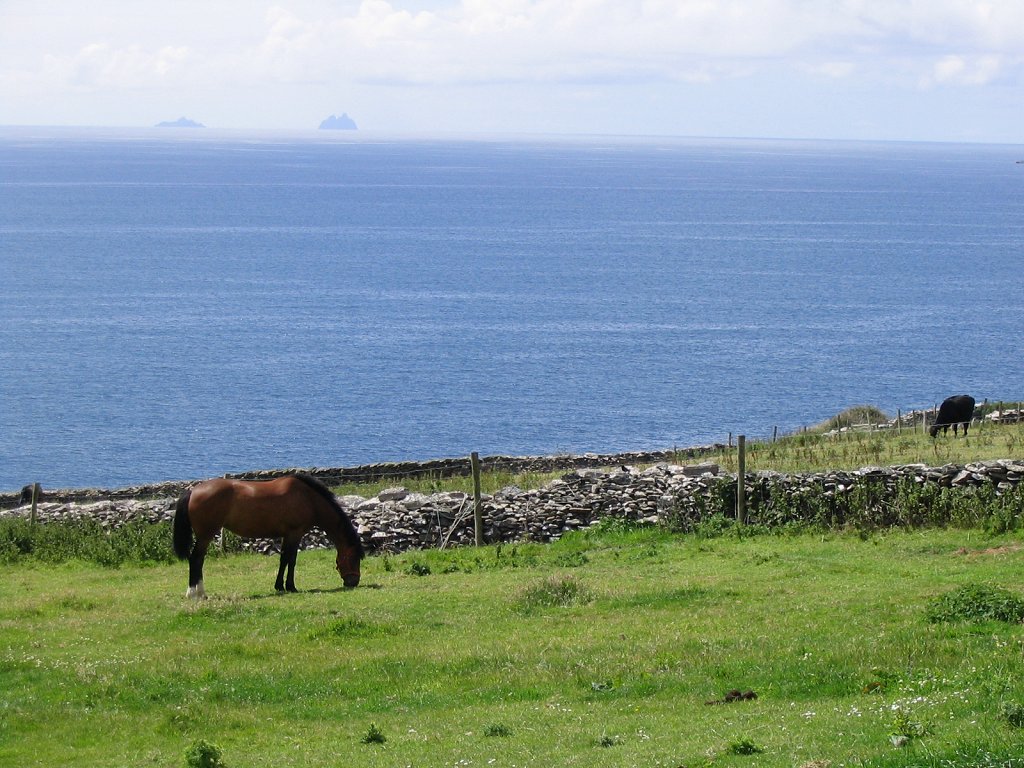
xmin=736 ymin=436 xmax=746 ymax=526
xmin=471 ymin=452 xmax=483 ymax=546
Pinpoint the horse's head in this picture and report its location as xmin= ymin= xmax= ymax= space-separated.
xmin=336 ymin=545 xmax=361 ymax=588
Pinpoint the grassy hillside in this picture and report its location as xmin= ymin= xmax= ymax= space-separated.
xmin=2 ymin=526 xmax=1024 ymax=767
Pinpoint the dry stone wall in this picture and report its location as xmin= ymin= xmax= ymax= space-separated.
xmin=0 ymin=448 xmax=721 ymax=510
xmin=2 ymin=457 xmax=1022 ymax=556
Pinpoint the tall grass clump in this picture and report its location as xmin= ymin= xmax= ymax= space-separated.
xmin=515 ymin=574 xmax=592 ymax=613
xmin=0 ymin=518 xmax=177 ymax=567
xmin=926 ymin=584 xmax=1024 ymax=624
xmin=812 ymin=404 xmax=891 ymax=432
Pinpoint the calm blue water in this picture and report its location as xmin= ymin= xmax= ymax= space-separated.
xmin=1 ymin=128 xmax=1022 ymax=490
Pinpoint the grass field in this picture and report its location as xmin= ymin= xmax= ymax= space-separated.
xmin=3 ymin=525 xmax=1024 ymax=767
xmin=3 ymin=419 xmax=1024 ymax=767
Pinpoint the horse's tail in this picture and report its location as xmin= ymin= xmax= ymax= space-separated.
xmin=172 ymin=489 xmax=193 ymax=559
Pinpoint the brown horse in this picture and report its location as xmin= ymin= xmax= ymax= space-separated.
xmin=173 ymin=473 xmax=363 ymax=598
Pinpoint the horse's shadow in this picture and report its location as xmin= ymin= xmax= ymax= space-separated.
xmin=246 ymin=583 xmax=383 ymax=600
xmin=306 ymin=583 xmax=384 ymax=594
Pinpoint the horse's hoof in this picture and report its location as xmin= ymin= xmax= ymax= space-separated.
xmin=185 ymin=582 xmax=207 ymax=600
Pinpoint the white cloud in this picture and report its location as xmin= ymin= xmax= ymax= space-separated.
xmin=5 ymin=1 xmax=1023 ymax=91
xmin=925 ymin=53 xmax=1004 ymax=86
xmin=221 ymin=0 xmax=1024 ymax=87
xmin=32 ymin=42 xmax=196 ymax=91
xmin=1 ymin=0 xmax=1023 ymax=137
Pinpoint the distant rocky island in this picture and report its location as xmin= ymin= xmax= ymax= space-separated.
xmin=319 ymin=113 xmax=357 ymax=130
xmin=155 ymin=117 xmax=205 ymax=128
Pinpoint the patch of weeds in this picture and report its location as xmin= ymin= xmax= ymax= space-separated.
xmin=890 ymin=706 xmax=928 ymax=744
xmin=0 ymin=518 xmax=176 ymax=566
xmin=692 ymin=513 xmax=737 ymax=539
xmin=584 ymin=516 xmax=655 ymax=538
xmin=361 ymin=723 xmax=386 ymax=745
xmin=184 ymin=739 xmax=226 ymax=768
xmin=496 ymin=544 xmax=539 ymax=569
xmin=926 ymin=583 xmax=1024 ymax=624
xmin=553 ymin=551 xmax=589 ymax=568
xmin=728 ymin=737 xmax=763 ymax=755
xmin=1000 ymin=701 xmax=1024 ymax=728
xmin=515 ymin=575 xmax=592 ymax=613
xmin=597 ymin=734 xmax=621 ymax=748
xmin=483 ymin=723 xmax=512 ymax=738
xmin=405 ymin=561 xmax=431 ymax=577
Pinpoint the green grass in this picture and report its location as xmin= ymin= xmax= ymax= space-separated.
xmin=3 ymin=526 xmax=1024 ymax=767
xmin=720 ymin=418 xmax=1024 ymax=475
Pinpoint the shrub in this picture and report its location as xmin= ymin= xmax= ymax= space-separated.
xmin=891 ymin=707 xmax=929 ymax=742
xmin=361 ymin=723 xmax=386 ymax=744
xmin=926 ymin=584 xmax=1024 ymax=624
xmin=184 ymin=739 xmax=226 ymax=768
xmin=728 ymin=737 xmax=764 ymax=755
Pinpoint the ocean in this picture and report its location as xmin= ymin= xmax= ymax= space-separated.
xmin=1 ymin=128 xmax=1022 ymax=490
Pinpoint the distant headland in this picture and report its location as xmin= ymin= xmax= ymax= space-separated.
xmin=319 ymin=113 xmax=358 ymax=130
xmin=155 ymin=117 xmax=205 ymax=128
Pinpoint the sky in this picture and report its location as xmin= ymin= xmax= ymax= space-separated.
xmin=1 ymin=1 xmax=1023 ymax=143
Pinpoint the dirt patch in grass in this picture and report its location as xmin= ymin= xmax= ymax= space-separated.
xmin=955 ymin=543 xmax=1023 ymax=557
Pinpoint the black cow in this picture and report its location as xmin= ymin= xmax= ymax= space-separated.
xmin=929 ymin=395 xmax=976 ymax=438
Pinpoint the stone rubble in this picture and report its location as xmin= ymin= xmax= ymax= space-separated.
xmin=2 ymin=457 xmax=1021 ymax=556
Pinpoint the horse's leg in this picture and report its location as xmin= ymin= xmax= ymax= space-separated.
xmin=275 ymin=545 xmax=287 ymax=592
xmin=285 ymin=538 xmax=301 ymax=593
xmin=276 ymin=536 xmax=301 ymax=592
xmin=187 ymin=537 xmax=212 ymax=599
xmin=275 ymin=539 xmax=298 ymax=592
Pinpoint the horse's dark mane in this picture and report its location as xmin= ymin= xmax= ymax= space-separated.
xmin=292 ymin=474 xmax=365 ymax=558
